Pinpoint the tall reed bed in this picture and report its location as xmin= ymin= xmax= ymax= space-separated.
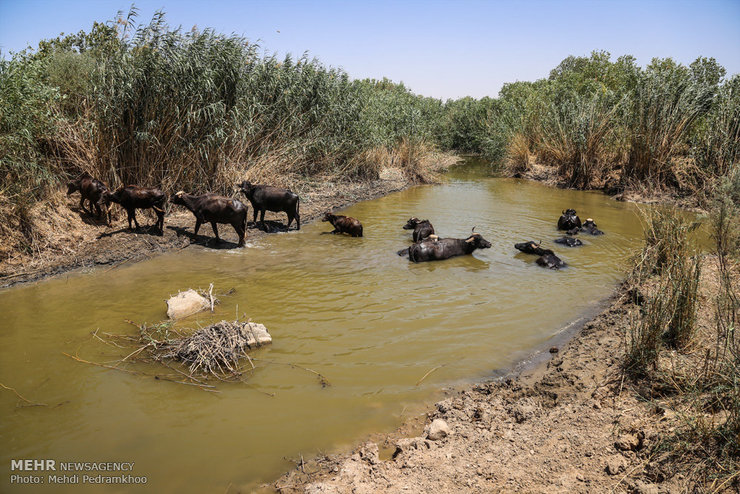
xmin=440 ymin=51 xmax=736 ymax=200
xmin=624 ymin=175 xmax=739 ymax=483
xmin=0 ymin=10 xmax=446 ymax=217
xmin=626 ymin=208 xmax=701 ymax=374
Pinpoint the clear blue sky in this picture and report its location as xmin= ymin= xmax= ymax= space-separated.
xmin=1 ymin=0 xmax=738 ymax=100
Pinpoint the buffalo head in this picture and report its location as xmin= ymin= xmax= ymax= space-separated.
xmin=515 ymin=241 xmax=542 ymax=254
xmin=237 ymin=180 xmax=255 ymax=196
xmin=171 ymin=190 xmax=187 ymax=206
xmin=465 ymin=229 xmax=492 ymax=249
xmin=583 ymin=218 xmax=597 ymax=229
xmin=403 ymin=217 xmax=421 ymax=230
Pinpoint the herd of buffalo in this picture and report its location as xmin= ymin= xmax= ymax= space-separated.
xmin=67 ymin=173 xmax=603 ymax=268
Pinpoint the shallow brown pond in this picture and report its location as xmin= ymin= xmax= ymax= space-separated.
xmin=1 ymin=159 xmax=658 ymax=492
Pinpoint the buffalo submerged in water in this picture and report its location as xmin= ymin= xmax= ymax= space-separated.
xmin=322 ymin=212 xmax=364 ymax=237
xmin=557 ymin=209 xmax=581 ymax=231
xmin=514 ymin=241 xmax=567 ymax=270
xmin=400 ymin=229 xmax=492 ymax=263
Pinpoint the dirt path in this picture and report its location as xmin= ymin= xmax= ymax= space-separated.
xmin=272 ymin=259 xmax=735 ymax=493
xmin=0 ymin=174 xmax=413 ymax=288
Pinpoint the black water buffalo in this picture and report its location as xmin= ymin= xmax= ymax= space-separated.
xmin=237 ymin=181 xmax=300 ymax=230
xmin=554 ymin=236 xmax=583 ymax=247
xmin=66 ymin=172 xmax=111 ymax=225
xmin=580 ymin=218 xmax=604 ymax=235
xmin=322 ymin=213 xmax=363 ymax=237
xmin=557 ymin=209 xmax=582 ymax=231
xmin=403 ymin=217 xmax=435 ymax=242
xmin=172 ymin=191 xmax=247 ymax=247
xmin=537 ymin=253 xmax=567 ymax=269
xmin=514 ymin=241 xmax=566 ymax=269
xmin=406 ymin=230 xmax=491 ymax=263
xmin=104 ymin=185 xmax=167 ymax=234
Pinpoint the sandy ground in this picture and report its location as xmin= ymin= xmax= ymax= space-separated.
xmin=270 ymin=257 xmax=738 ymax=494
xmin=0 ymin=171 xmax=413 ymax=288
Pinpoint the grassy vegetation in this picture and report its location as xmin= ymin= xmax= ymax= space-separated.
xmin=0 ymin=14 xmax=444 ymax=194
xmin=0 ymin=10 xmax=450 ymax=258
xmin=442 ymin=51 xmax=738 ymax=202
xmin=624 ymin=171 xmax=739 ymax=486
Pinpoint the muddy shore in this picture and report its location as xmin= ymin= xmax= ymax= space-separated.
xmin=271 ymin=256 xmax=736 ymax=493
xmin=0 ymin=170 xmax=418 ymax=289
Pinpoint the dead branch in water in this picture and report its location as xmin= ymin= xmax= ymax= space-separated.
xmin=251 ymin=358 xmax=331 ymax=388
xmin=415 ymin=365 xmax=443 ymax=386
xmin=62 ymin=352 xmax=219 ymax=393
xmin=0 ymin=382 xmax=47 ymax=407
xmin=84 ymin=316 xmax=276 ymax=391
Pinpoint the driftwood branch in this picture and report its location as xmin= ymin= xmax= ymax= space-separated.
xmin=0 ymin=382 xmax=47 ymax=407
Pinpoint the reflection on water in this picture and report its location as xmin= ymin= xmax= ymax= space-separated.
xmin=1 ymin=158 xmax=655 ymax=492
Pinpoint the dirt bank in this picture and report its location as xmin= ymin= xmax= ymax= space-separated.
xmin=271 ymin=256 xmax=738 ymax=493
xmin=0 ymin=168 xmax=427 ymax=289
xmin=514 ymin=162 xmax=709 ymax=212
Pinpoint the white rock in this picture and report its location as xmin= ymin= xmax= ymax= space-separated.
xmin=426 ymin=419 xmax=450 ymax=441
xmin=166 ymin=290 xmax=210 ymax=320
xmin=248 ymin=322 xmax=272 ymax=345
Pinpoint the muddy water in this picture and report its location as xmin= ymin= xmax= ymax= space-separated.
xmin=2 ymin=160 xmax=650 ymax=492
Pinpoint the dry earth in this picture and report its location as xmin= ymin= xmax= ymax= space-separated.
xmin=271 ymin=257 xmax=738 ymax=494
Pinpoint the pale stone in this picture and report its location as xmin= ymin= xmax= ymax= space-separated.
xmin=248 ymin=322 xmax=272 ymax=345
xmin=426 ymin=419 xmax=450 ymax=441
xmin=166 ymin=289 xmax=210 ymax=319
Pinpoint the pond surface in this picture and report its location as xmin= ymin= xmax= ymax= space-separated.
xmin=1 ymin=159 xmax=649 ymax=492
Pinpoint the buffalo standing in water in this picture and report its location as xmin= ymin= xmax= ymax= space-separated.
xmin=404 ymin=229 xmax=491 ymax=263
xmin=322 ymin=213 xmax=363 ymax=237
xmin=557 ymin=209 xmax=582 ymax=231
xmin=403 ymin=217 xmax=435 ymax=242
xmin=172 ymin=191 xmax=247 ymax=247
xmin=514 ymin=241 xmax=567 ymax=270
xmin=103 ymin=185 xmax=167 ymax=234
xmin=237 ymin=181 xmax=300 ymax=231
xmin=67 ymin=172 xmax=111 ymax=225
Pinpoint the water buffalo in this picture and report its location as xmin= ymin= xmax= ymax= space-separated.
xmin=104 ymin=185 xmax=167 ymax=234
xmin=554 ymin=236 xmax=583 ymax=247
xmin=514 ymin=241 xmax=566 ymax=269
xmin=171 ymin=191 xmax=247 ymax=247
xmin=403 ymin=217 xmax=435 ymax=242
xmin=237 ymin=181 xmax=300 ymax=230
xmin=322 ymin=213 xmax=363 ymax=237
xmin=557 ymin=209 xmax=582 ymax=231
xmin=66 ymin=172 xmax=111 ymax=225
xmin=537 ymin=253 xmax=567 ymax=269
xmin=580 ymin=218 xmax=604 ymax=235
xmin=406 ymin=229 xmax=491 ymax=263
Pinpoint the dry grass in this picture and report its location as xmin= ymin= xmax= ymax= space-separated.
xmin=623 ymin=174 xmax=740 ymax=486
xmin=503 ymin=132 xmax=533 ymax=176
